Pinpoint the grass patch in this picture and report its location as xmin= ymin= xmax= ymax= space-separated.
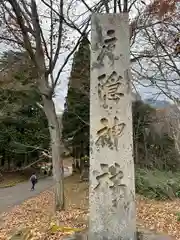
xmin=175 ymin=212 xmax=180 ymax=222
xmin=135 ymin=168 xmax=180 ymax=200
xmin=0 ymin=173 xmax=27 ymax=188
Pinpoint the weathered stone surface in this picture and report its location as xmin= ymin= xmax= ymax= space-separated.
xmin=137 ymin=231 xmax=173 ymax=240
xmin=89 ymin=13 xmax=135 ymax=240
xmin=62 ymin=229 xmax=173 ymax=240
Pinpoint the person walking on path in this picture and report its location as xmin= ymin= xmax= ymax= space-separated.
xmin=30 ymin=173 xmax=37 ymax=191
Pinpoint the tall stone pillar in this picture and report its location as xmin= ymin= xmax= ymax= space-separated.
xmin=89 ymin=14 xmax=136 ymax=240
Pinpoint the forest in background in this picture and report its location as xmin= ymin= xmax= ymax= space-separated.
xmin=0 ymin=38 xmax=180 ymax=200
xmin=0 ymin=51 xmax=50 ymax=171
xmin=62 ymin=36 xmax=180 ymax=200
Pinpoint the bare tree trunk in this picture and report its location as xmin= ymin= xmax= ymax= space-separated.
xmin=42 ymin=96 xmax=64 ymax=210
xmin=143 ymin=131 xmax=148 ymax=166
xmin=134 ymin=140 xmax=138 ymax=164
xmin=7 ymin=155 xmax=11 ymax=170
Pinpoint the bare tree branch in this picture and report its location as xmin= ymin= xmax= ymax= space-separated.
xmin=51 ymin=0 xmax=64 ymax=72
xmin=103 ymin=0 xmax=110 ymax=13
xmin=123 ymin=0 xmax=128 ymax=12
xmin=80 ymin=0 xmax=94 ymax=12
xmin=114 ymin=0 xmax=117 ymax=13
xmin=53 ymin=18 xmax=90 ymax=88
xmin=128 ymin=0 xmax=138 ymax=12
xmin=118 ymin=0 xmax=122 ymax=12
xmin=7 ymin=0 xmax=36 ymax=65
xmin=31 ymin=0 xmax=45 ymax=67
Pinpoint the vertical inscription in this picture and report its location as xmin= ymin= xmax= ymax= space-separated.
xmin=92 ymin=28 xmax=120 ymax=69
xmin=93 ymin=163 xmax=125 ymax=189
xmin=95 ymin=117 xmax=125 ymax=150
xmin=93 ymin=163 xmax=127 ymax=208
xmin=90 ymin=14 xmax=135 ymax=240
xmin=98 ymin=71 xmax=125 ymax=108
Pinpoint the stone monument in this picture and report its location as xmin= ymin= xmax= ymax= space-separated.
xmin=89 ymin=13 xmax=136 ymax=240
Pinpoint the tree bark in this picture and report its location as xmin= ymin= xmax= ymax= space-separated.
xmin=42 ymin=95 xmax=64 ymax=210
xmin=1 ymin=149 xmax=5 ymax=167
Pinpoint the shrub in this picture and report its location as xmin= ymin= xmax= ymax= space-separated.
xmin=135 ymin=168 xmax=180 ymax=200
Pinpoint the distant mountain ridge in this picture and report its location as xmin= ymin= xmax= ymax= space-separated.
xmin=144 ymin=98 xmax=170 ymax=108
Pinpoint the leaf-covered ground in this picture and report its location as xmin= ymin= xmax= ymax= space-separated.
xmin=0 ymin=175 xmax=179 ymax=240
xmin=0 ymin=172 xmax=27 ymax=188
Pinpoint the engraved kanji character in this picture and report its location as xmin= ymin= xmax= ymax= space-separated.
xmin=96 ymin=117 xmax=125 ymax=150
xmin=98 ymin=71 xmax=124 ymax=108
xmin=94 ymin=163 xmax=126 ymax=190
xmin=93 ymin=163 xmax=128 ymax=208
xmin=92 ymin=29 xmax=120 ymax=69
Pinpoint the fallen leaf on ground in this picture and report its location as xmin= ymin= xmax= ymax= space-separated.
xmin=0 ymin=175 xmax=179 ymax=239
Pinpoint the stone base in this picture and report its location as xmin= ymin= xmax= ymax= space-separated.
xmin=136 ymin=231 xmax=173 ymax=240
xmin=62 ymin=229 xmax=173 ymax=240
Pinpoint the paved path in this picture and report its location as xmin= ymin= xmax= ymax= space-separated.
xmin=0 ymin=168 xmax=71 ymax=214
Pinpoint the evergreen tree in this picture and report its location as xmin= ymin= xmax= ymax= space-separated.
xmin=0 ymin=51 xmax=50 ymax=170
xmin=62 ymin=36 xmax=90 ymax=159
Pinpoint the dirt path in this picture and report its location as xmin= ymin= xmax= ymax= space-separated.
xmin=0 ymin=167 xmax=71 ymax=214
